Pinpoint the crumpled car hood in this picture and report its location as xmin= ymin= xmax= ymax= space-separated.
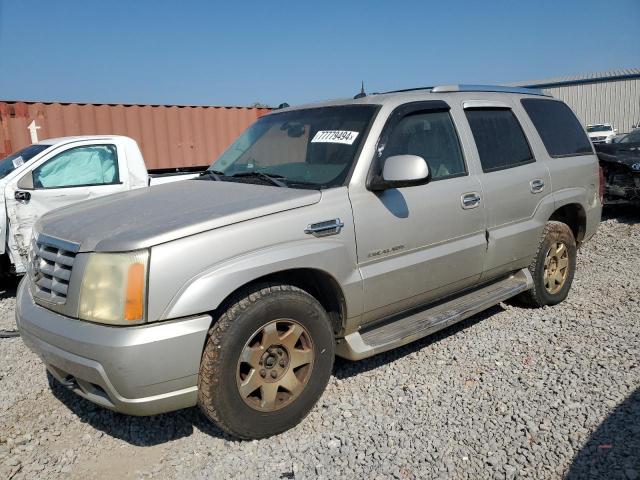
xmin=36 ymin=180 xmax=321 ymax=252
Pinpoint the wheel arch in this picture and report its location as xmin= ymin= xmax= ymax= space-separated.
xmin=212 ymin=268 xmax=348 ymax=336
xmin=549 ymin=202 xmax=587 ymax=245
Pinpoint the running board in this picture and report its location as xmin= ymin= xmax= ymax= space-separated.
xmin=336 ymin=269 xmax=532 ymax=360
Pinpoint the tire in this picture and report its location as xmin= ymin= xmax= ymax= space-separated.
xmin=517 ymin=221 xmax=577 ymax=308
xmin=198 ymin=283 xmax=335 ymax=439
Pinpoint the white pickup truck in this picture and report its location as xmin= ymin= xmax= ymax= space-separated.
xmin=0 ymin=135 xmax=203 ymax=275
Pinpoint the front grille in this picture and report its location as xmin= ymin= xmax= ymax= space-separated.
xmin=30 ymin=234 xmax=80 ymax=304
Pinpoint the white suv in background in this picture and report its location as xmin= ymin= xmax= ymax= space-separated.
xmin=587 ymin=123 xmax=617 ymax=144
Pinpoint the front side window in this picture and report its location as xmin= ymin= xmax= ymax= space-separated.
xmin=378 ymin=110 xmax=466 ymax=180
xmin=465 ymin=109 xmax=533 ymax=172
xmin=33 ymin=145 xmax=119 ymax=189
xmin=211 ymin=105 xmax=377 ymax=188
xmin=522 ymin=99 xmax=593 ymax=157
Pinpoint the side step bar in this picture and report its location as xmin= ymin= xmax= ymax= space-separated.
xmin=336 ymin=269 xmax=533 ymax=360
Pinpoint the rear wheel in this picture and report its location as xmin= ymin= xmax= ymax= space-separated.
xmin=198 ymin=284 xmax=335 ymax=439
xmin=518 ymin=221 xmax=577 ymax=307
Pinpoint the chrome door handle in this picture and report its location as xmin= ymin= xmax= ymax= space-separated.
xmin=461 ymin=192 xmax=481 ymax=209
xmin=530 ymin=179 xmax=545 ymax=193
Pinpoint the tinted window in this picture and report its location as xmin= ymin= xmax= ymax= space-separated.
xmin=465 ymin=109 xmax=533 ymax=172
xmin=521 ymin=99 xmax=593 ymax=157
xmin=33 ymin=145 xmax=119 ymax=189
xmin=620 ymin=130 xmax=640 ymax=144
xmin=380 ymin=110 xmax=466 ymax=180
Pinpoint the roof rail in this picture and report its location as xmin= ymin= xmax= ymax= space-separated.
xmin=383 ymin=86 xmax=434 ymax=94
xmin=431 ymin=84 xmax=550 ymax=96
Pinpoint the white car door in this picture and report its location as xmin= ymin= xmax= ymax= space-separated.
xmin=5 ymin=140 xmax=129 ymax=272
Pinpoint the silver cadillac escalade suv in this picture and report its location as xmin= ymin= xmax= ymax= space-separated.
xmin=17 ymin=85 xmax=601 ymax=439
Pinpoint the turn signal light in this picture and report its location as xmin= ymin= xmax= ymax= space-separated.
xmin=125 ymin=263 xmax=145 ymax=321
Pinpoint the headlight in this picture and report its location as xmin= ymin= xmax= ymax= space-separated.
xmin=78 ymin=250 xmax=149 ymax=325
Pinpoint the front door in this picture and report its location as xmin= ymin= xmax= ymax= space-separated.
xmin=349 ymin=103 xmax=487 ymax=324
xmin=5 ymin=142 xmax=124 ymax=271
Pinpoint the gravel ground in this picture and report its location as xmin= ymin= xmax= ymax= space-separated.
xmin=1 ymin=209 xmax=638 ymax=480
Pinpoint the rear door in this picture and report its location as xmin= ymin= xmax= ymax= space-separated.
xmin=349 ymin=101 xmax=487 ymax=324
xmin=5 ymin=140 xmax=127 ymax=271
xmin=462 ymin=101 xmax=551 ymax=280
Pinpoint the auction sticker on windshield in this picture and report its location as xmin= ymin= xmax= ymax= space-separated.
xmin=311 ymin=130 xmax=359 ymax=145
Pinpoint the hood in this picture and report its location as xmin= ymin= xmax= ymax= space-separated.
xmin=588 ymin=131 xmax=613 ymax=139
xmin=36 ymin=180 xmax=321 ymax=252
xmin=596 ymin=142 xmax=640 ymax=160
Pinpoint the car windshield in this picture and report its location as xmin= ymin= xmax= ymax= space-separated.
xmin=0 ymin=144 xmax=51 ymax=180
xmin=587 ymin=125 xmax=612 ymax=133
xmin=620 ymin=130 xmax=640 ymax=143
xmin=209 ymin=105 xmax=378 ymax=188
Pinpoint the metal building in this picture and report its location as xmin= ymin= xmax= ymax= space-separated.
xmin=0 ymin=101 xmax=271 ymax=170
xmin=506 ymin=68 xmax=640 ymax=134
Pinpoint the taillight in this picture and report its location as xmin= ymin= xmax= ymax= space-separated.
xmin=598 ymin=166 xmax=605 ymax=204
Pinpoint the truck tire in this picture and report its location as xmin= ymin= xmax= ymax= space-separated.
xmin=518 ymin=221 xmax=577 ymax=308
xmin=198 ymin=283 xmax=335 ymax=439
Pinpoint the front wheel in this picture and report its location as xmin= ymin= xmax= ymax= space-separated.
xmin=518 ymin=221 xmax=577 ymax=307
xmin=198 ymin=284 xmax=335 ymax=439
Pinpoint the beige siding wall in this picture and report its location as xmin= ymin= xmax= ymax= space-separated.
xmin=543 ymin=79 xmax=640 ymax=133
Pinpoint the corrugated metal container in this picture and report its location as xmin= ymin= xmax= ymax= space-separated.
xmin=507 ymin=69 xmax=640 ymax=133
xmin=0 ymin=101 xmax=270 ymax=169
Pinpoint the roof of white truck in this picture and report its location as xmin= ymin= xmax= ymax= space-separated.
xmin=38 ymin=135 xmax=130 ymax=145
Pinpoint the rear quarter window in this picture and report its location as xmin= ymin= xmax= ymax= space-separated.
xmin=521 ymin=99 xmax=593 ymax=157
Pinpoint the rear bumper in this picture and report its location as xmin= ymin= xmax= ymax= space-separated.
xmin=16 ymin=279 xmax=211 ymax=416
xmin=583 ymin=201 xmax=602 ymax=243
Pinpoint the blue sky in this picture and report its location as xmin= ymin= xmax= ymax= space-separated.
xmin=0 ymin=0 xmax=638 ymax=107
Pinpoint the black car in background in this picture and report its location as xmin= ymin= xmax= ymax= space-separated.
xmin=595 ymin=129 xmax=640 ymax=205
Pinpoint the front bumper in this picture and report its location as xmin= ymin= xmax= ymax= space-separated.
xmin=16 ymin=279 xmax=212 ymax=416
xmin=606 ymin=173 xmax=640 ymax=204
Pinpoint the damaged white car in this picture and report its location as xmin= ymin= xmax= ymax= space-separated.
xmin=0 ymin=135 xmax=203 ymax=275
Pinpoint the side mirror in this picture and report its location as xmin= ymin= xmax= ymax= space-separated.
xmin=17 ymin=171 xmax=34 ymax=190
xmin=369 ymin=155 xmax=430 ymax=191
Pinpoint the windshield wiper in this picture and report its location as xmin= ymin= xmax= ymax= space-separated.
xmin=232 ymin=171 xmax=288 ymax=188
xmin=199 ymin=169 xmax=225 ymax=181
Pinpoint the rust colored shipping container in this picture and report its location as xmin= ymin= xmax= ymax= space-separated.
xmin=0 ymin=101 xmax=271 ymax=169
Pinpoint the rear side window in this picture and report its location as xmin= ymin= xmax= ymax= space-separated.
xmin=465 ymin=109 xmax=533 ymax=172
xmin=521 ymin=99 xmax=593 ymax=157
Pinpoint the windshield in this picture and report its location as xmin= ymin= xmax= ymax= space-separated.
xmin=209 ymin=105 xmax=378 ymax=188
xmin=587 ymin=125 xmax=612 ymax=133
xmin=0 ymin=144 xmax=50 ymax=180
xmin=620 ymin=130 xmax=640 ymax=144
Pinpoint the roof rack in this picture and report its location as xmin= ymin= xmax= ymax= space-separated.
xmin=383 ymin=86 xmax=433 ymax=94
xmin=431 ymin=84 xmax=550 ymax=96
xmin=383 ymin=84 xmax=550 ymax=97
